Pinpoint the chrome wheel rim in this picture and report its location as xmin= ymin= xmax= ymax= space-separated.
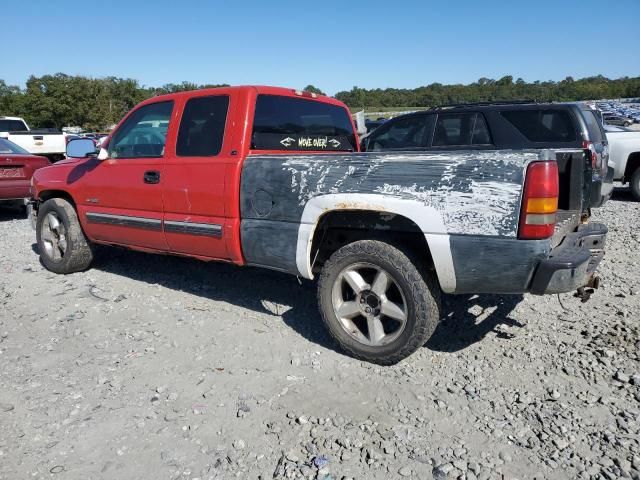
xmin=331 ymin=262 xmax=408 ymax=347
xmin=41 ymin=212 xmax=67 ymax=261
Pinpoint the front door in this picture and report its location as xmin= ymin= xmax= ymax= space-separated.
xmin=76 ymin=100 xmax=174 ymax=251
xmin=162 ymin=94 xmax=231 ymax=259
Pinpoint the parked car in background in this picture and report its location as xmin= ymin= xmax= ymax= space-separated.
xmin=361 ymin=101 xmax=613 ymax=208
xmin=0 ymin=138 xmax=50 ymax=209
xmin=606 ymin=129 xmax=640 ymax=200
xmin=29 ymin=86 xmax=607 ymax=364
xmin=602 ymin=113 xmax=632 ymax=127
xmin=0 ymin=116 xmax=66 ymax=162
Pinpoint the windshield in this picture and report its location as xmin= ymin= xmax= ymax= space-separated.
xmin=0 ymin=119 xmax=28 ymax=132
xmin=0 ymin=137 xmax=31 ymax=154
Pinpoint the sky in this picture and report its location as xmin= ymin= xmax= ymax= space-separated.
xmin=4 ymin=0 xmax=640 ymax=95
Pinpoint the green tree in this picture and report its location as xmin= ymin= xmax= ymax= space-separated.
xmin=303 ymin=85 xmax=325 ymax=95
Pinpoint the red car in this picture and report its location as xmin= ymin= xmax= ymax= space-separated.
xmin=0 ymin=137 xmax=50 ymax=208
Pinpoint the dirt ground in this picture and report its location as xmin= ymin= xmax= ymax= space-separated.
xmin=0 ymin=186 xmax=639 ymax=480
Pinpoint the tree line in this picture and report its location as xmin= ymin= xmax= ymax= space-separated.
xmin=334 ymin=75 xmax=640 ymax=110
xmin=1 ymin=73 xmax=639 ymax=131
xmin=0 ymin=74 xmax=228 ymax=131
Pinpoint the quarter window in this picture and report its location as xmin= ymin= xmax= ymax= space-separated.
xmin=177 ymin=96 xmax=229 ymax=157
xmin=501 ymin=109 xmax=577 ymax=142
xmin=108 ymin=101 xmax=173 ymax=159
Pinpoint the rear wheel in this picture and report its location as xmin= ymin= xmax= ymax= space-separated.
xmin=317 ymin=240 xmax=440 ymax=365
xmin=630 ymin=168 xmax=640 ymax=202
xmin=36 ymin=198 xmax=94 ymax=273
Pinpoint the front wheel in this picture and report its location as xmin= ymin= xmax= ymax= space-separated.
xmin=36 ymin=198 xmax=94 ymax=273
xmin=630 ymin=168 xmax=640 ymax=202
xmin=317 ymin=240 xmax=440 ymax=365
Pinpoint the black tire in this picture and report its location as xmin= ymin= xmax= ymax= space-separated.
xmin=317 ymin=240 xmax=440 ymax=365
xmin=36 ymin=198 xmax=94 ymax=274
xmin=631 ymin=168 xmax=640 ymax=202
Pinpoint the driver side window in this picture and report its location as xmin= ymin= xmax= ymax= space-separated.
xmin=108 ymin=101 xmax=174 ymax=159
xmin=369 ymin=115 xmax=434 ymax=151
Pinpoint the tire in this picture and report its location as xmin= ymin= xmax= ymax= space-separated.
xmin=317 ymin=240 xmax=440 ymax=365
xmin=624 ymin=121 xmax=631 ymax=127
xmin=36 ymin=198 xmax=94 ymax=274
xmin=630 ymin=168 xmax=640 ymax=202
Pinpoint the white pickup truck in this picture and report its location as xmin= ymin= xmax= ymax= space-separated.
xmin=0 ymin=116 xmax=66 ymax=162
xmin=605 ymin=127 xmax=640 ymax=200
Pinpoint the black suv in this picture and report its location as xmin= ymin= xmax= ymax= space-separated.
xmin=361 ymin=102 xmax=613 ymax=208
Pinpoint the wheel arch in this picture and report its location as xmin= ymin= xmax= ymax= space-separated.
xmin=38 ymin=189 xmax=77 ymax=209
xmin=296 ymin=194 xmax=456 ymax=293
xmin=623 ymin=152 xmax=640 ymax=181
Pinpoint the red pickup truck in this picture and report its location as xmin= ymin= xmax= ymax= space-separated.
xmin=30 ymin=86 xmax=607 ymax=364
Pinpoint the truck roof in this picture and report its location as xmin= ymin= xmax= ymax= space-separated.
xmin=144 ymin=85 xmax=348 ymax=108
xmin=0 ymin=116 xmax=25 ymax=121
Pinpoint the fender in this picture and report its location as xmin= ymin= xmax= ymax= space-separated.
xmin=295 ymin=193 xmax=457 ymax=293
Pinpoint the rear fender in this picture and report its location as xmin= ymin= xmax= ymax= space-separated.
xmin=295 ymin=193 xmax=457 ymax=293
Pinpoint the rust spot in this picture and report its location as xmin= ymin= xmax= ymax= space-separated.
xmin=334 ymin=201 xmax=387 ymax=211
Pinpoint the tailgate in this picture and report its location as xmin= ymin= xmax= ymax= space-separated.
xmin=8 ymin=132 xmax=66 ymax=155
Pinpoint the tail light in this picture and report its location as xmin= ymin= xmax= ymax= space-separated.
xmin=582 ymin=140 xmax=601 ymax=171
xmin=519 ymin=161 xmax=559 ymax=240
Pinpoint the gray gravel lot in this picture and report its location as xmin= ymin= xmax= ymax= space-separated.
xmin=0 ymin=187 xmax=639 ymax=480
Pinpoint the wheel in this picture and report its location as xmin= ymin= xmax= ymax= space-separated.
xmin=624 ymin=121 xmax=631 ymax=127
xmin=317 ymin=240 xmax=440 ymax=365
xmin=630 ymin=168 xmax=640 ymax=202
xmin=36 ymin=198 xmax=94 ymax=273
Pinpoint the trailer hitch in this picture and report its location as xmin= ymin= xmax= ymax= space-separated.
xmin=574 ymin=276 xmax=600 ymax=303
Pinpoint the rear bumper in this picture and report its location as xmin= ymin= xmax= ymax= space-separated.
xmin=530 ymin=222 xmax=607 ymax=294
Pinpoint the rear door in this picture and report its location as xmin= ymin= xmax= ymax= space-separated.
xmin=161 ymin=93 xmax=233 ymax=259
xmin=76 ymin=100 xmax=174 ymax=250
xmin=430 ymin=112 xmax=493 ymax=149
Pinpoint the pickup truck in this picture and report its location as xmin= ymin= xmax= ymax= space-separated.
xmin=29 ymin=86 xmax=607 ymax=364
xmin=605 ymin=129 xmax=640 ymax=200
xmin=0 ymin=116 xmax=66 ymax=162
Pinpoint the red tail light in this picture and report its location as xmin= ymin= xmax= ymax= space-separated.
xmin=582 ymin=140 xmax=599 ymax=170
xmin=518 ymin=161 xmax=559 ymax=240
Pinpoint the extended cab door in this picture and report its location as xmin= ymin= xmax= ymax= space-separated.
xmin=161 ymin=93 xmax=233 ymax=259
xmin=76 ymin=100 xmax=174 ymax=251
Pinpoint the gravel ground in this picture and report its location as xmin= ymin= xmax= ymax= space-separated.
xmin=0 ymin=187 xmax=639 ymax=480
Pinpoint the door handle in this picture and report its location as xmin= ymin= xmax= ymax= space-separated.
xmin=143 ymin=170 xmax=160 ymax=184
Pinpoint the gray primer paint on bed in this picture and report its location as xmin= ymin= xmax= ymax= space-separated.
xmin=240 ymin=149 xmax=543 ymax=274
xmin=449 ymin=234 xmax=550 ymax=294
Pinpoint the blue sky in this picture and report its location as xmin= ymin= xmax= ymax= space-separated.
xmin=5 ymin=0 xmax=639 ymax=95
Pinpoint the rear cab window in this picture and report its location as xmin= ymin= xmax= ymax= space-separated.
xmin=251 ymin=95 xmax=356 ymax=152
xmin=0 ymin=119 xmax=28 ymax=132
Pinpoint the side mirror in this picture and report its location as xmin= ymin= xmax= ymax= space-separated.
xmin=66 ymin=138 xmax=97 ymax=158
